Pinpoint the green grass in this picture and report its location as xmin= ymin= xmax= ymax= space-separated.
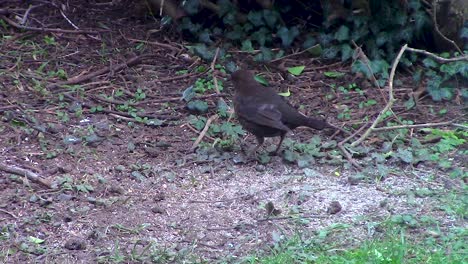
xmin=243 ymin=226 xmax=466 ymax=264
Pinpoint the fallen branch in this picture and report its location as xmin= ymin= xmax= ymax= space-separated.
xmin=372 ymin=120 xmax=455 ymax=131
xmin=1 ymin=15 xmax=106 ymax=34
xmin=350 ymin=44 xmax=407 ymax=147
xmin=0 ymin=163 xmax=54 ymax=189
xmin=337 ymin=123 xmax=369 ymax=170
xmin=191 ymin=114 xmax=219 ymax=151
xmin=406 ymin=47 xmax=468 ymax=63
xmin=47 ymin=56 xmax=147 ymax=89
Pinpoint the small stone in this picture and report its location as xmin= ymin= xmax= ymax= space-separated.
xmin=108 ymin=185 xmax=124 ymax=195
xmin=57 ymin=193 xmax=74 ymax=201
xmin=347 ymin=175 xmax=364 ymax=185
xmin=64 ymin=239 xmax=86 ymax=250
xmin=151 ymin=206 xmax=165 ymax=214
xmin=255 ymin=164 xmax=266 ymax=172
xmin=327 ymin=201 xmax=342 ymax=214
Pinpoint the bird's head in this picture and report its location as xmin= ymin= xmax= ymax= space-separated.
xmin=230 ymin=70 xmax=256 ymax=91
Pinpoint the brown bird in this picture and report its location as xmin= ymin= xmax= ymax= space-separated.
xmin=232 ymin=69 xmax=337 ymax=155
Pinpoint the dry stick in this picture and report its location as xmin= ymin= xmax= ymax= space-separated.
xmin=47 ymin=56 xmax=145 ymax=89
xmin=372 ymin=120 xmax=454 ymax=131
xmin=270 ymin=46 xmax=315 ymax=63
xmin=0 ymin=209 xmax=18 ymax=219
xmin=0 ymin=163 xmax=54 ymax=189
xmin=351 ymin=41 xmax=382 ymax=90
xmin=191 ymin=114 xmax=219 ymax=151
xmin=210 ymin=47 xmax=221 ymax=94
xmin=0 ymin=15 xmax=105 ymax=34
xmin=127 ymin=38 xmax=182 ymax=52
xmin=350 ymin=44 xmax=408 ymax=147
xmin=431 ymin=0 xmax=462 ymax=54
xmin=406 ymin=47 xmax=468 ymax=62
xmin=337 ymin=123 xmax=369 ymax=170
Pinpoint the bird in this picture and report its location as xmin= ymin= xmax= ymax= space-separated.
xmin=231 ymin=69 xmax=338 ymax=156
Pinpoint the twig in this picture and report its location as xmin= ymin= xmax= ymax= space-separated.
xmin=406 ymin=47 xmax=468 ymax=62
xmin=0 ymin=163 xmax=54 ymax=189
xmin=351 ymin=44 xmax=407 ymax=147
xmin=0 ymin=209 xmax=18 ymax=219
xmin=1 ymin=15 xmax=105 ymax=34
xmin=337 ymin=123 xmax=368 ymax=170
xmin=210 ymin=47 xmax=221 ymax=94
xmin=127 ymin=38 xmax=182 ymax=52
xmin=270 ymin=46 xmax=315 ymax=63
xmin=47 ymin=56 xmax=146 ymax=89
xmin=351 ymin=41 xmax=382 ymax=90
xmin=158 ymin=71 xmax=204 ymax=82
xmin=372 ymin=120 xmax=454 ymax=131
xmin=191 ymin=114 xmax=219 ymax=151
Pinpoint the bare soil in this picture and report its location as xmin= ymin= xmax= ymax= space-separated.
xmin=0 ymin=1 xmax=465 ymax=263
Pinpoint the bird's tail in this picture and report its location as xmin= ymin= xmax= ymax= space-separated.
xmin=304 ymin=117 xmax=328 ymax=130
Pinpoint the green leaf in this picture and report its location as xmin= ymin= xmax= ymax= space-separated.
xmin=306 ymin=44 xmax=322 ymax=58
xmin=254 ymin=46 xmax=273 ymax=62
xmin=192 ymin=44 xmax=215 ymax=61
xmin=422 ymin=58 xmax=438 ymax=68
xmin=287 ymin=66 xmax=305 ymax=76
xmin=251 ymin=27 xmax=269 ymax=46
xmin=181 ymin=85 xmax=195 ymax=102
xmin=334 ymin=25 xmax=350 ymax=41
xmin=217 ymin=98 xmax=229 ymax=117
xmin=277 ymin=26 xmax=299 ymax=47
xmin=263 ymin=10 xmax=279 ymax=29
xmin=396 ymin=148 xmax=413 ymax=163
xmin=241 ymin=39 xmax=254 ymax=52
xmin=278 ymin=88 xmax=291 ymax=97
xmin=254 ymin=75 xmax=269 ymax=86
xmin=404 ymin=97 xmax=415 ymax=110
xmin=340 ymin=44 xmax=353 ymax=61
xmin=247 ymin=11 xmax=264 ymax=26
xmin=28 ymin=236 xmax=45 ymax=244
xmin=324 ymin=71 xmax=345 ymax=78
xmin=187 ymin=100 xmax=208 ymax=113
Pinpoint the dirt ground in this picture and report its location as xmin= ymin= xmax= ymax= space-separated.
xmin=0 ymin=1 xmax=466 ymax=263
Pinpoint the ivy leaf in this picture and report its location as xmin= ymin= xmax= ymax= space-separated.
xmin=287 ymin=66 xmax=305 ymax=76
xmin=217 ymin=98 xmax=229 ymax=117
xmin=251 ymin=27 xmax=269 ymax=46
xmin=322 ymin=46 xmax=339 ymax=59
xmin=193 ymin=44 xmax=215 ymax=61
xmin=340 ymin=44 xmax=353 ymax=61
xmin=277 ymin=26 xmax=299 ymax=47
xmin=422 ymin=58 xmax=438 ymax=68
xmin=181 ymin=85 xmax=195 ymax=102
xmin=254 ymin=47 xmax=273 ymax=62
xmin=263 ymin=10 xmax=279 ymax=29
xmin=334 ymin=25 xmax=350 ymax=41
xmin=247 ymin=11 xmax=264 ymax=26
xmin=306 ymin=44 xmax=322 ymax=57
xmin=396 ymin=147 xmax=413 ymax=164
xmin=198 ymin=30 xmax=213 ymax=44
xmin=241 ymin=39 xmax=254 ymax=52
xmin=404 ymin=97 xmax=415 ymax=110
xmin=187 ymin=100 xmax=208 ymax=113
xmin=254 ymin=75 xmax=269 ymax=86
xmin=324 ymin=71 xmax=345 ymax=78
xmin=28 ymin=236 xmax=45 ymax=244
xmin=278 ymin=88 xmax=291 ymax=97
xmin=181 ymin=0 xmax=200 ymax=15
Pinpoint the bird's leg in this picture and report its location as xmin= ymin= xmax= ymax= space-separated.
xmin=272 ymin=133 xmax=286 ymax=155
xmin=248 ymin=136 xmax=264 ymax=159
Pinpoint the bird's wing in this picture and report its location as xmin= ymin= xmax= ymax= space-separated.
xmin=237 ymin=99 xmax=290 ymax=132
